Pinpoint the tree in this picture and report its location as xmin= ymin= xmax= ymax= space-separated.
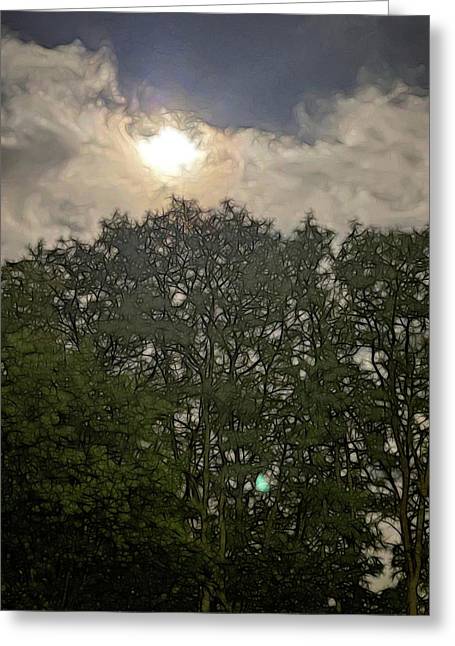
xmin=335 ymin=226 xmax=429 ymax=614
xmin=1 ymin=201 xmax=429 ymax=613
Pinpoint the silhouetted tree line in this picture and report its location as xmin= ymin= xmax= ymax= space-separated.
xmin=1 ymin=199 xmax=429 ymax=613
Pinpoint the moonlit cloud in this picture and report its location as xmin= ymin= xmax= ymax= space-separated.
xmin=1 ymin=34 xmax=428 ymax=259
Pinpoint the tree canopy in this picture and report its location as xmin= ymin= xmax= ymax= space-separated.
xmin=1 ymin=199 xmax=429 ymax=613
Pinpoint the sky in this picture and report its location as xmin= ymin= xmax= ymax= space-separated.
xmin=1 ymin=12 xmax=429 ymax=258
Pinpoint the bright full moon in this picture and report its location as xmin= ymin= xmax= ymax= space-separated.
xmin=137 ymin=127 xmax=201 ymax=175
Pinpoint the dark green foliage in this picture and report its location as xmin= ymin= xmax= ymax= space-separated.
xmin=1 ymin=199 xmax=429 ymax=613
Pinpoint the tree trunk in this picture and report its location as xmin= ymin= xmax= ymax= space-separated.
xmin=407 ymin=574 xmax=419 ymax=615
xmin=201 ymin=587 xmax=211 ymax=612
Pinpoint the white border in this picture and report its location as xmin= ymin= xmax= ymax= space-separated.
xmin=0 ymin=1 xmax=389 ymax=14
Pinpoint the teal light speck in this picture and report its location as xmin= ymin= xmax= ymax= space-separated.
xmin=255 ymin=473 xmax=271 ymax=493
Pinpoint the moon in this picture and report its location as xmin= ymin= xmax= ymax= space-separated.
xmin=137 ymin=127 xmax=201 ymax=175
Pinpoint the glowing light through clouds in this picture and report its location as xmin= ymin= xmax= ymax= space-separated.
xmin=1 ymin=33 xmax=429 ymax=260
xmin=137 ymin=126 xmax=201 ymax=175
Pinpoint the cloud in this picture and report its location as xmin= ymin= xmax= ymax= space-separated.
xmin=1 ymin=34 xmax=428 ymax=259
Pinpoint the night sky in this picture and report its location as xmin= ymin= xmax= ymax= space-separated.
xmin=3 ymin=12 xmax=429 ymax=131
xmin=1 ymin=12 xmax=429 ymax=258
